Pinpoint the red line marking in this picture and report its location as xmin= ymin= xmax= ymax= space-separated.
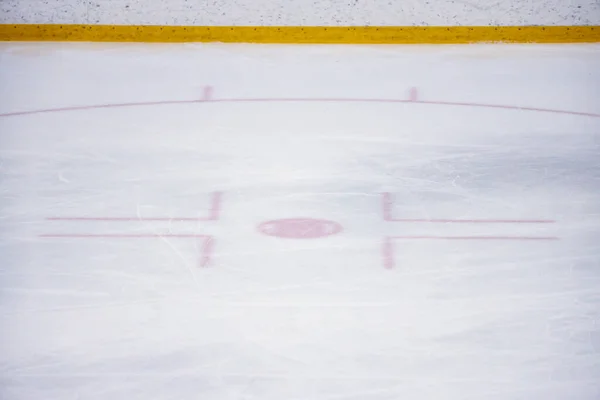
xmin=390 ymin=235 xmax=559 ymax=240
xmin=1 ymin=97 xmax=598 ymax=119
xmin=202 ymin=86 xmax=213 ymax=101
xmin=381 ymin=193 xmax=555 ymax=223
xmin=409 ymin=87 xmax=418 ymax=102
xmin=47 ymin=192 xmax=223 ymax=222
xmin=1 ymin=99 xmax=203 ymax=117
xmin=392 ymin=218 xmax=555 ymax=223
xmin=383 ymin=237 xmax=394 ymax=270
xmin=382 ymin=192 xmax=393 ymax=221
xmin=383 ymin=235 xmax=559 ymax=269
xmin=39 ymin=234 xmax=210 ymax=238
xmin=208 ymin=191 xmax=222 ymax=221
xmin=46 ymin=217 xmax=206 ymax=222
xmin=201 ymin=236 xmax=214 ymax=267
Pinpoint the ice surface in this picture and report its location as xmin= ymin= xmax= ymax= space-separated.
xmin=1 ymin=43 xmax=599 ymax=400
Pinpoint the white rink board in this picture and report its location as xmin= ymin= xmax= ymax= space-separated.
xmin=1 ymin=0 xmax=600 ymax=26
xmin=0 ymin=43 xmax=600 ymax=400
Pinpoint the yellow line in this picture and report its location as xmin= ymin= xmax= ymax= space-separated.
xmin=0 ymin=24 xmax=599 ymax=44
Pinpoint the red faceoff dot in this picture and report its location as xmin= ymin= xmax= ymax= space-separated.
xmin=258 ymin=218 xmax=343 ymax=239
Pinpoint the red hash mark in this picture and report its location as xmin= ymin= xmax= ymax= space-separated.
xmin=41 ymin=192 xmax=222 ymax=267
xmin=202 ymin=85 xmax=213 ymax=101
xmin=381 ymin=193 xmax=558 ymax=269
xmin=409 ymin=87 xmax=418 ymax=102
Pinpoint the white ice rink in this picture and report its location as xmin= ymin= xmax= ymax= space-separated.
xmin=1 ymin=43 xmax=599 ymax=399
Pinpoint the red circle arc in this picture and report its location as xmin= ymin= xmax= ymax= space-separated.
xmin=1 ymin=97 xmax=599 ymax=119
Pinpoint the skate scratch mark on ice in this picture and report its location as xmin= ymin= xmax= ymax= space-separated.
xmin=135 ymin=203 xmax=200 ymax=286
xmin=58 ymin=172 xmax=69 ymax=183
xmin=226 ymin=302 xmax=396 ymax=308
xmin=46 ymin=191 xmax=223 ymax=221
xmin=0 ymin=371 xmax=494 ymax=381
xmin=206 ymin=281 xmax=337 ymax=299
xmin=0 ymin=277 xmax=440 ymax=316
xmin=0 ymin=285 xmax=335 ymax=315
xmin=1 ymin=288 xmax=109 ymax=297
xmin=298 ymin=384 xmax=410 ymax=400
xmin=0 ymin=296 xmax=196 ymax=316
xmin=2 ymin=95 xmax=598 ymax=118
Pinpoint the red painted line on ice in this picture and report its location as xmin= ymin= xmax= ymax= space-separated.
xmin=43 ymin=193 xmax=222 ymax=265
xmin=388 ymin=219 xmax=556 ymax=223
xmin=202 ymin=85 xmax=213 ymax=101
xmin=200 ymin=236 xmax=214 ymax=267
xmin=47 ymin=192 xmax=223 ymax=222
xmin=1 ymin=100 xmax=201 ymax=117
xmin=382 ymin=192 xmax=394 ymax=221
xmin=383 ymin=235 xmax=559 ymax=269
xmin=389 ymin=235 xmax=559 ymax=240
xmin=409 ymin=87 xmax=418 ymax=102
xmin=208 ymin=191 xmax=222 ymax=221
xmin=383 ymin=237 xmax=394 ymax=270
xmin=39 ymin=233 xmax=210 ymax=238
xmin=46 ymin=217 xmax=212 ymax=222
xmin=1 ymin=97 xmax=598 ymax=119
xmin=39 ymin=234 xmax=215 ymax=267
xmin=382 ymin=193 xmax=555 ymax=223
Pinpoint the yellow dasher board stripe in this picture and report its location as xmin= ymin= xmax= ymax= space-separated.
xmin=1 ymin=24 xmax=599 ymax=44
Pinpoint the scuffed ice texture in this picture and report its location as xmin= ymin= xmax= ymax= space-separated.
xmin=0 ymin=43 xmax=599 ymax=399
